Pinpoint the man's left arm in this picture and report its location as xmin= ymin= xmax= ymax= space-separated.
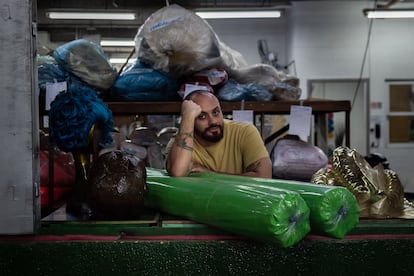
xmin=242 ymin=157 xmax=272 ymax=178
xmin=241 ymin=124 xmax=273 ymax=179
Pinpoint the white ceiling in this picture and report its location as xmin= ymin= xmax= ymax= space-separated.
xmin=36 ymin=0 xmax=410 ymax=42
xmin=37 ymin=0 xmax=294 ymax=41
xmin=35 ymin=0 xmax=410 ymax=58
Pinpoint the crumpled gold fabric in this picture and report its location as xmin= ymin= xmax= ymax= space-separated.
xmin=312 ymin=146 xmax=414 ymax=219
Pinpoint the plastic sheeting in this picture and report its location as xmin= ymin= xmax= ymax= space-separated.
xmin=54 ymin=39 xmax=118 ymax=90
xmin=134 ymin=4 xmax=301 ymax=100
xmin=37 ymin=60 xmax=67 ymax=92
xmin=271 ymin=135 xmax=329 ymax=181
xmin=135 ymin=4 xmax=223 ymax=78
xmin=226 ymin=63 xmax=301 ymax=100
xmin=193 ymin=172 xmax=360 ymax=239
xmin=87 ymin=151 xmax=148 ymax=219
xmin=217 ymin=79 xmax=273 ymax=101
xmin=109 ymin=62 xmax=180 ymax=101
xmin=146 ymin=168 xmax=310 ymax=247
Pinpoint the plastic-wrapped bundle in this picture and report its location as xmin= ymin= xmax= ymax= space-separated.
xmin=146 ymin=168 xmax=310 ymax=248
xmin=271 ymin=135 xmax=329 ymax=181
xmin=135 ymin=4 xmax=301 ymax=100
xmin=109 ymin=61 xmax=180 ymax=101
xmin=135 ymin=4 xmax=223 ymax=78
xmin=54 ymin=39 xmax=118 ymax=90
xmin=37 ymin=55 xmax=57 ymax=65
xmin=217 ymin=79 xmax=273 ymax=101
xmin=37 ymin=59 xmax=68 ymax=112
xmin=87 ymin=151 xmax=148 ymax=219
xmin=190 ymin=68 xmax=228 ymax=88
xmin=226 ymin=63 xmax=301 ymax=100
xmin=38 ymin=62 xmax=67 ymax=92
xmin=195 ymin=172 xmax=359 ymax=239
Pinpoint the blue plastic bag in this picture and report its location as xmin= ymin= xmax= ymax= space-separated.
xmin=109 ymin=62 xmax=180 ymax=101
xmin=217 ymin=79 xmax=273 ymax=101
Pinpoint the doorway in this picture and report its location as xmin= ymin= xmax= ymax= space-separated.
xmin=308 ymin=79 xmax=370 ymax=156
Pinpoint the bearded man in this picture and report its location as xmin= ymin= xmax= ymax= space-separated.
xmin=165 ymin=90 xmax=272 ymax=178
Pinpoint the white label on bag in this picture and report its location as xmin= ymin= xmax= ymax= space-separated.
xmin=232 ymin=110 xmax=253 ymax=124
xmin=289 ymin=105 xmax=312 ymax=141
xmin=45 ymin=81 xmax=67 ymax=110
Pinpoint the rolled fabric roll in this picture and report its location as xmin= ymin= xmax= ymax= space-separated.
xmin=146 ymin=168 xmax=310 ymax=248
xmin=194 ymin=172 xmax=360 ymax=239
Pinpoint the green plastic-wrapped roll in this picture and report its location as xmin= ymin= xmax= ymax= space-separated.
xmin=146 ymin=168 xmax=310 ymax=247
xmin=195 ymin=172 xmax=360 ymax=239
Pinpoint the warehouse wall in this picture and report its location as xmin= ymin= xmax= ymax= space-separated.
xmin=208 ymin=17 xmax=288 ymax=66
xmin=367 ymin=7 xmax=414 ymax=193
xmin=286 ymin=1 xmax=414 ymax=192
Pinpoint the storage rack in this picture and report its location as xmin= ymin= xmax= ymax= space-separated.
xmin=41 ymin=98 xmax=351 ymax=216
xmin=106 ymin=98 xmax=352 ymax=148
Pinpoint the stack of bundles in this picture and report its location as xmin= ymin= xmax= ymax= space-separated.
xmin=135 ymin=4 xmax=301 ymax=101
xmin=195 ymin=172 xmax=360 ymax=239
xmin=146 ymin=168 xmax=311 ymax=248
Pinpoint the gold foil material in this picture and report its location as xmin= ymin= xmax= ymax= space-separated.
xmin=312 ymin=146 xmax=414 ymax=219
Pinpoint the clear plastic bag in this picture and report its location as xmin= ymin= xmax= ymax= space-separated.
xmin=271 ymin=135 xmax=328 ymax=181
xmin=54 ymin=39 xmax=118 ymax=90
xmin=135 ymin=4 xmax=222 ymax=78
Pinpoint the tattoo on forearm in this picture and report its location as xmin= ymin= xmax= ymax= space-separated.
xmin=245 ymin=161 xmax=260 ymax=173
xmin=175 ymin=132 xmax=194 ymax=151
xmin=176 ymin=132 xmax=193 ymax=139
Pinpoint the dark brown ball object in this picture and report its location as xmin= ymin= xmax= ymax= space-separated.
xmin=87 ymin=150 xmax=148 ymax=219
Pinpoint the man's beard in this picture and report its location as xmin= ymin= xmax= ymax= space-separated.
xmin=195 ymin=124 xmax=224 ymax=143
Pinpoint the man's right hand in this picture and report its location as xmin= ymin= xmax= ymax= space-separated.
xmin=181 ymin=100 xmax=202 ymax=119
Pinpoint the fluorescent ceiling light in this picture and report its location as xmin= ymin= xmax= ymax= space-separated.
xmin=364 ymin=9 xmax=414 ymax=19
xmin=101 ymin=40 xmax=135 ymax=47
xmin=196 ymin=10 xmax=281 ymax=19
xmin=109 ymin=58 xmax=136 ymax=64
xmin=46 ymin=11 xmax=136 ymax=20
